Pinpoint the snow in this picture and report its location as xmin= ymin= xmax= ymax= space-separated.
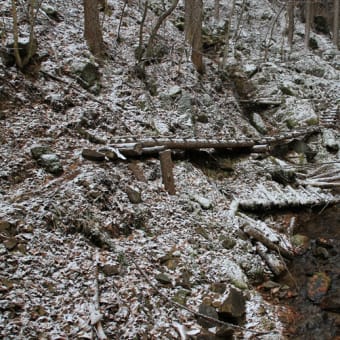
xmin=0 ymin=0 xmax=339 ymax=338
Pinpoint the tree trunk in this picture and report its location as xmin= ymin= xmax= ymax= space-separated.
xmin=287 ymin=0 xmax=295 ymax=51
xmin=220 ymin=0 xmax=236 ymax=68
xmin=214 ymin=0 xmax=220 ymax=21
xmin=185 ymin=0 xmax=205 ymax=74
xmin=304 ymin=0 xmax=312 ymax=50
xmin=83 ymin=0 xmax=105 ymax=58
xmin=334 ymin=0 xmax=339 ymax=49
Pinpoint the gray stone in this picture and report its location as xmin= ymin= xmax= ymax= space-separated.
xmin=250 ymin=112 xmax=267 ymax=134
xmin=30 ymin=145 xmax=53 ymax=160
xmin=177 ymin=92 xmax=194 ymax=113
xmin=192 ymin=194 xmax=212 ymax=210
xmin=221 ymin=236 xmax=236 ymax=250
xmin=82 ymin=149 xmax=106 ymax=162
xmin=218 ymin=286 xmax=246 ymax=317
xmin=166 ymin=85 xmax=181 ymax=98
xmin=39 ymin=154 xmax=63 ymax=175
xmin=101 ymin=264 xmax=120 ymax=276
xmin=323 ymin=129 xmax=339 ymax=152
xmin=125 ymin=186 xmax=142 ymax=204
xmin=197 ymin=303 xmax=219 ymax=329
xmin=155 ymin=273 xmax=172 ymax=285
xmin=73 ymin=61 xmax=101 ymax=89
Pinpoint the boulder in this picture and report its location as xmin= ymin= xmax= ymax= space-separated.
xmin=197 ymin=303 xmax=219 ymax=329
xmin=30 ymin=145 xmax=53 ymax=160
xmin=38 ymin=154 xmax=63 ymax=175
xmin=307 ymin=272 xmax=331 ymax=303
xmin=217 ymin=286 xmax=246 ymax=318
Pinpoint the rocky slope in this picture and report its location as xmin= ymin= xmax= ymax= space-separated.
xmin=0 ymin=0 xmax=339 ymax=338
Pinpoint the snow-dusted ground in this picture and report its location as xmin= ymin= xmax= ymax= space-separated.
xmin=1 ymin=0 xmax=339 ymax=338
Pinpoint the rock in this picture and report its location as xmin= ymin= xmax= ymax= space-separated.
xmin=0 ymin=220 xmax=16 ymax=236
xmin=82 ymin=149 xmax=106 ymax=162
xmin=195 ymin=113 xmax=209 ymax=123
xmin=320 ymin=289 xmax=340 ymax=312
xmin=3 ymin=237 xmax=18 ymax=251
xmin=211 ymin=282 xmax=227 ymax=294
xmin=197 ymin=303 xmax=219 ymax=329
xmin=155 ymin=273 xmax=172 ymax=285
xmin=215 ymin=325 xmax=234 ymax=339
xmin=323 ymin=129 xmax=339 ymax=152
xmin=42 ymin=5 xmax=63 ymax=22
xmin=177 ymin=269 xmax=192 ymax=289
xmin=313 ymin=246 xmax=329 ymax=259
xmin=72 ymin=61 xmax=101 ymax=90
xmin=221 ymin=236 xmax=236 ymax=250
xmin=307 ymin=272 xmax=331 ymax=303
xmin=39 ymin=154 xmax=63 ymax=175
xmin=177 ymin=92 xmax=194 ymax=113
xmin=166 ymin=85 xmax=181 ymax=98
xmin=101 ymin=264 xmax=120 ymax=276
xmin=30 ymin=145 xmax=53 ymax=160
xmin=270 ymin=167 xmax=296 ymax=185
xmin=250 ymin=112 xmax=267 ymax=134
xmin=217 ymin=286 xmax=246 ymax=318
xmin=0 ymin=39 xmax=37 ymax=68
xmin=223 ymin=259 xmax=248 ymax=290
xmin=192 ymin=194 xmax=212 ymax=210
xmin=30 ymin=145 xmax=63 ymax=174
xmin=172 ymin=289 xmax=190 ymax=305
xmin=125 ymin=186 xmax=142 ymax=204
xmin=291 ymin=234 xmax=310 ymax=255
xmin=153 ymin=120 xmax=170 ymax=134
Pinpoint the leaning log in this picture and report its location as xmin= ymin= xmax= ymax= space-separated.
xmin=243 ymin=223 xmax=293 ymax=259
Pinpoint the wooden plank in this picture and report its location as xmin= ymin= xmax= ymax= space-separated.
xmin=159 ymin=150 xmax=176 ymax=195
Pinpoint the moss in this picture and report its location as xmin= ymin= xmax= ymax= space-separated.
xmin=285 ymin=118 xmax=298 ymax=129
xmin=280 ymin=86 xmax=295 ymax=96
xmin=306 ymin=117 xmax=318 ymax=126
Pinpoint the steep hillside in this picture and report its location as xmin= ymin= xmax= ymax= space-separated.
xmin=0 ymin=0 xmax=339 ymax=338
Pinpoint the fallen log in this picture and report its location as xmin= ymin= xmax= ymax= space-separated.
xmin=256 ymin=242 xmax=287 ymax=276
xmin=243 ymin=223 xmax=293 ymax=259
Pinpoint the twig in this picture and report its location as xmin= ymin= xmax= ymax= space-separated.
xmin=92 ymin=249 xmax=107 ymax=340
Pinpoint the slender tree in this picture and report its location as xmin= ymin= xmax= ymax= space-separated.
xmin=185 ymin=0 xmax=205 ymax=74
xmin=83 ymin=0 xmax=105 ymax=58
xmin=333 ymin=0 xmax=339 ymax=49
xmin=214 ymin=0 xmax=220 ymax=22
xmin=287 ymin=0 xmax=295 ymax=51
xmin=304 ymin=0 xmax=312 ymax=50
xmin=220 ymin=0 xmax=236 ymax=68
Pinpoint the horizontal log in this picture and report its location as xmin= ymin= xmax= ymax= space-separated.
xmin=239 ymin=196 xmax=340 ymax=211
xmin=113 ymin=138 xmax=256 ymax=150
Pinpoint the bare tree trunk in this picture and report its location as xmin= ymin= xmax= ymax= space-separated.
xmin=287 ymin=0 xmax=295 ymax=51
xmin=83 ymin=0 xmax=105 ymax=58
xmin=304 ymin=0 xmax=312 ymax=50
xmin=11 ymin=0 xmax=22 ymax=69
xmin=185 ymin=0 xmax=205 ymax=74
xmin=333 ymin=0 xmax=339 ymax=49
xmin=214 ymin=0 xmax=220 ymax=22
xmin=145 ymin=0 xmax=179 ymax=59
xmin=220 ymin=0 xmax=236 ymax=69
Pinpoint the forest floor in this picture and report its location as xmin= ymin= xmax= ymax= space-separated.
xmin=0 ymin=0 xmax=339 ymax=339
